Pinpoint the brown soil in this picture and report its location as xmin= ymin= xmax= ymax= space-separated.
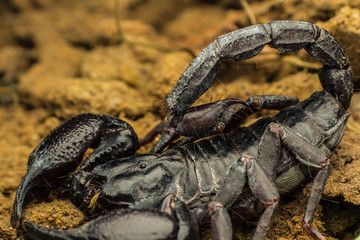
xmin=1 ymin=0 xmax=360 ymax=239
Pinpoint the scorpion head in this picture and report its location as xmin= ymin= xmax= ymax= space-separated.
xmin=71 ymin=153 xmax=181 ymax=212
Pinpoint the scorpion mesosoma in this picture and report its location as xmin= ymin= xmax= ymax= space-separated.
xmin=11 ymin=20 xmax=353 ymax=240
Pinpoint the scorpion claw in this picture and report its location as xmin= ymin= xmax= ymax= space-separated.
xmin=170 ymin=99 xmax=245 ymax=137
xmin=24 ymin=209 xmax=178 ymax=240
xmin=11 ymin=113 xmax=139 ymax=227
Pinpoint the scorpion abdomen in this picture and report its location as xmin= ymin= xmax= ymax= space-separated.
xmin=176 ymin=90 xmax=349 ymax=210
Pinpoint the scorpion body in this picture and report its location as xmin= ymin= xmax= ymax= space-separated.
xmin=11 ymin=21 xmax=353 ymax=240
xmin=171 ymin=90 xmax=348 ymax=207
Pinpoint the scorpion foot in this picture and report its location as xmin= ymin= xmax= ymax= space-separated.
xmin=302 ymin=222 xmax=327 ymax=240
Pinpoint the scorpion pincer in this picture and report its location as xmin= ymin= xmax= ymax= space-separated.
xmin=11 ymin=20 xmax=353 ymax=240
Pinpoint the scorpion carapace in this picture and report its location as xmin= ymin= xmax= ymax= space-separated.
xmin=11 ymin=20 xmax=353 ymax=240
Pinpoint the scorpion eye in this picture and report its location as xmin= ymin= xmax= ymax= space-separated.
xmin=139 ymin=163 xmax=147 ymax=169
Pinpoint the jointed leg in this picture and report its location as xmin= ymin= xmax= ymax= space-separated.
xmin=302 ymin=164 xmax=329 ymax=240
xmin=195 ymin=155 xmax=248 ymax=240
xmin=195 ymin=154 xmax=280 ymax=240
xmin=267 ymin=123 xmax=330 ymax=239
xmin=247 ymin=159 xmax=280 ymax=239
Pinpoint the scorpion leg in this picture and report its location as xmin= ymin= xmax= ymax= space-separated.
xmin=263 ymin=123 xmax=330 ymax=239
xmin=11 ymin=113 xmax=139 ymax=227
xmin=198 ymin=118 xmax=330 ymax=240
xmin=303 ymin=164 xmax=329 ymax=240
xmin=160 ymin=194 xmax=200 ymax=240
xmin=247 ymin=159 xmax=280 ymax=240
xmin=195 ymin=154 xmax=280 ymax=240
xmin=193 ymin=155 xmax=248 ymax=240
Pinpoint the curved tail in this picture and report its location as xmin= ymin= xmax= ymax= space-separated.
xmin=165 ymin=20 xmax=353 ymax=125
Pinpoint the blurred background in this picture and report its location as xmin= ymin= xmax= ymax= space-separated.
xmin=0 ymin=0 xmax=360 ymax=239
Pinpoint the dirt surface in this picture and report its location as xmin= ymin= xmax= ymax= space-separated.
xmin=1 ymin=0 xmax=360 ymax=239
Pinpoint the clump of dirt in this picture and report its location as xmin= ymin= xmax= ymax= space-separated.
xmin=0 ymin=0 xmax=360 ymax=239
xmin=21 ymin=199 xmax=85 ymax=230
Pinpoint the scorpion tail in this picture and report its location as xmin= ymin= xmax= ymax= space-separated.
xmin=166 ymin=21 xmax=354 ymax=121
xmin=318 ymin=66 xmax=353 ymax=110
xmin=300 ymin=23 xmax=353 ymax=110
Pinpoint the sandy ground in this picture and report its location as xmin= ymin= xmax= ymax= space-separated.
xmin=1 ymin=0 xmax=360 ymax=239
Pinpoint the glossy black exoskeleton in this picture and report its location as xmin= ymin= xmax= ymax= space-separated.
xmin=11 ymin=21 xmax=353 ymax=240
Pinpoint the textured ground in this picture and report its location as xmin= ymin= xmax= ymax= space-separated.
xmin=1 ymin=0 xmax=360 ymax=239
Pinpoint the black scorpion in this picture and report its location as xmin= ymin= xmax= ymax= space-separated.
xmin=11 ymin=20 xmax=353 ymax=240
